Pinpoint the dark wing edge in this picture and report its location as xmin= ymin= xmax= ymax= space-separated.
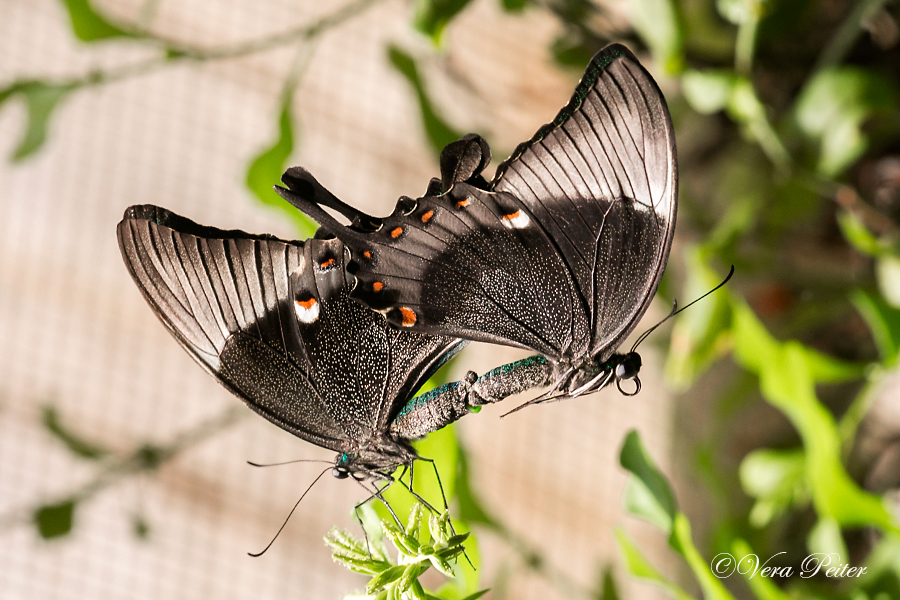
xmin=491 ymin=43 xmax=677 ymax=357
xmin=116 ymin=204 xmax=349 ymax=451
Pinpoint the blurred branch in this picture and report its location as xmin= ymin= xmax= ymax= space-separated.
xmin=0 ymin=405 xmax=248 ymax=536
xmin=813 ymin=0 xmax=891 ymax=74
xmin=3 ymin=0 xmax=385 ymax=92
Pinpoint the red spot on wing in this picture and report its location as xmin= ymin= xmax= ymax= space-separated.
xmin=398 ymin=307 xmax=416 ymax=327
xmin=297 ymin=298 xmax=316 ymax=309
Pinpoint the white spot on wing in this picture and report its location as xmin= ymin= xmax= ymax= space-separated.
xmin=501 ymin=210 xmax=530 ymax=229
xmin=294 ymin=298 xmax=320 ymax=324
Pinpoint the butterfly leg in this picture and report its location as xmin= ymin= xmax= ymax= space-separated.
xmin=352 ymin=476 xmax=401 ymax=555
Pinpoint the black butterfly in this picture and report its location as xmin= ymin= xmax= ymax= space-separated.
xmin=117 ymin=205 xmax=483 ymax=502
xmin=275 ymin=43 xmax=677 ymax=408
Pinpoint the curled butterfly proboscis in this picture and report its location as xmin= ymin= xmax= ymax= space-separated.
xmin=116 ymin=205 xmax=524 ymax=549
xmin=276 ymin=43 xmax=693 ymax=409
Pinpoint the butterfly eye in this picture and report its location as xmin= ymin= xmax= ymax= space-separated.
xmin=614 ymin=352 xmax=642 ymax=380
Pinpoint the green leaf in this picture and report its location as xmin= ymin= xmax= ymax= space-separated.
xmin=60 ymin=0 xmax=135 ymax=41
xmin=499 ymin=0 xmax=527 ymax=11
xmin=681 ymin=70 xmax=737 ymax=115
xmin=455 ymin=441 xmax=499 ymax=530
xmin=807 ymin=517 xmax=848 ymax=558
xmin=0 ymin=81 xmax=74 ymax=162
xmin=367 ymin=565 xmax=408 ymax=593
xmin=730 ymin=539 xmax=794 ymax=600
xmin=619 ymin=430 xmax=677 ymax=534
xmin=739 ymin=448 xmax=808 ymax=527
xmin=732 ymin=299 xmax=899 ymax=532
xmin=35 ymin=499 xmax=76 ymax=539
xmin=614 ymin=528 xmax=696 ymax=600
xmin=877 ymin=254 xmax=900 ymax=309
xmin=836 ymin=210 xmax=882 ymax=257
xmin=795 ymin=67 xmax=898 ymax=177
xmin=41 ymin=405 xmax=108 ymax=460
xmin=387 ymin=46 xmax=464 ymax=157
xmin=413 ymin=0 xmax=475 ymax=46
xmin=669 ymin=514 xmax=738 ymax=600
xmin=630 ymin=0 xmax=684 ymax=74
xmin=852 ymin=289 xmax=900 ymax=366
xmin=595 ymin=565 xmax=620 ymax=600
xmin=245 ymin=94 xmax=316 ymax=239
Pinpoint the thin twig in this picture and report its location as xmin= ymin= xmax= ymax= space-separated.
xmin=0 ymin=405 xmax=248 ymax=534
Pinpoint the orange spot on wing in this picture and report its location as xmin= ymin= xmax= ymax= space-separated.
xmin=319 ymin=258 xmax=335 ymax=269
xmin=390 ymin=227 xmax=403 ymax=238
xmin=372 ymin=281 xmax=384 ymax=292
xmin=421 ymin=210 xmax=434 ymax=223
xmin=456 ymin=198 xmax=470 ymax=208
xmin=363 ymin=250 xmax=372 ymax=259
xmin=502 ymin=210 xmax=520 ymax=221
xmin=297 ymin=298 xmax=317 ymax=309
xmin=398 ymin=307 xmax=416 ymax=327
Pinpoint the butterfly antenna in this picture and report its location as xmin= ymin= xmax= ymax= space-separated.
xmin=248 ymin=467 xmax=330 ymax=557
xmin=629 ymin=265 xmax=735 ymax=353
xmin=247 ymin=459 xmax=332 ymax=468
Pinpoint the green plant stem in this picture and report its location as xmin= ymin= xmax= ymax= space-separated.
xmin=734 ymin=15 xmax=759 ymax=75
xmin=838 ymin=364 xmax=887 ymax=457
xmin=813 ymin=0 xmax=890 ymax=74
xmin=0 ymin=405 xmax=247 ymax=533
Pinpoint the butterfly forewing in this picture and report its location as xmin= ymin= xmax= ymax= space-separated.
xmin=276 ymin=42 xmax=676 ymax=379
xmin=491 ymin=44 xmax=676 ymax=359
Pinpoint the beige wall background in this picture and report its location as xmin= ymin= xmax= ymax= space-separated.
xmin=0 ymin=1 xmax=680 ymax=598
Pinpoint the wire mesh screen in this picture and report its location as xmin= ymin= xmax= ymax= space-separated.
xmin=1 ymin=1 xmax=677 ymax=598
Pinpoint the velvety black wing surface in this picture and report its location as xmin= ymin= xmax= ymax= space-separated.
xmin=279 ymin=172 xmax=588 ymax=358
xmin=118 ymin=206 xmax=462 ymax=452
xmin=491 ymin=43 xmax=677 ymax=360
xmin=118 ymin=205 xmax=352 ymax=450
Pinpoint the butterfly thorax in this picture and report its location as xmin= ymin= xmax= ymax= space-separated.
xmin=331 ymin=438 xmax=417 ymax=481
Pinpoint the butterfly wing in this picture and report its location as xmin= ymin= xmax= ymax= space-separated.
xmin=491 ymin=43 xmax=677 ymax=359
xmin=277 ymin=43 xmax=675 ymax=364
xmin=117 ymin=205 xmax=462 ymax=451
xmin=279 ymin=170 xmax=587 ymax=358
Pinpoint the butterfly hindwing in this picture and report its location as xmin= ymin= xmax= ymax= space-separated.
xmin=118 ymin=206 xmax=464 ymax=456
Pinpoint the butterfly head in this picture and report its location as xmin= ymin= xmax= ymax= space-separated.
xmin=613 ymin=352 xmax=642 ymax=396
xmin=332 ymin=442 xmax=417 ymax=481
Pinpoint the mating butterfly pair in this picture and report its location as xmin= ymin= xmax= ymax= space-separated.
xmin=117 ymin=44 xmax=676 ymax=517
